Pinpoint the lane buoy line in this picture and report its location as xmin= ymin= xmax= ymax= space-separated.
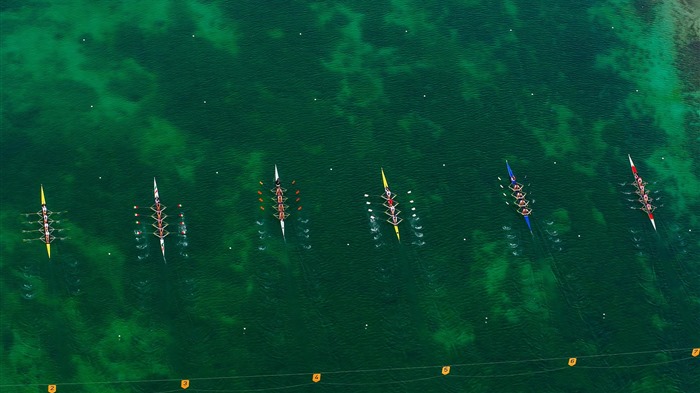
xmin=2 ymin=347 xmax=696 ymax=391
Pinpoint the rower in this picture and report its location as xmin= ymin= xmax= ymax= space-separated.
xmin=514 ymin=191 xmax=526 ymax=200
xmin=510 ymin=175 xmax=516 ymax=183
xmin=641 ymin=194 xmax=650 ymax=203
xmin=517 ymin=199 xmax=528 ymax=207
xmin=520 ymin=208 xmax=531 ymax=216
xmin=511 ymin=184 xmax=522 ymax=191
xmin=384 ymin=188 xmax=392 ymax=199
xmin=644 ymin=203 xmax=654 ymax=213
xmin=636 ymin=177 xmax=644 ymax=187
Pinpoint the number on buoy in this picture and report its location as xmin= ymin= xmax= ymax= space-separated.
xmin=441 ymin=366 xmax=451 ymax=375
xmin=312 ymin=373 xmax=321 ymax=383
xmin=692 ymin=348 xmax=699 ymax=357
xmin=568 ymin=358 xmax=577 ymax=366
xmin=181 ymin=379 xmax=190 ymax=389
xmin=48 ymin=385 xmax=56 ymax=393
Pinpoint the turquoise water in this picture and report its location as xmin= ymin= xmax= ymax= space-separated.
xmin=1 ymin=1 xmax=698 ymax=392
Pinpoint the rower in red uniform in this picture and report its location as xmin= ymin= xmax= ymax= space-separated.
xmin=519 ymin=208 xmax=531 ymax=216
xmin=517 ymin=199 xmax=529 ymax=207
xmin=511 ymin=183 xmax=522 ymax=191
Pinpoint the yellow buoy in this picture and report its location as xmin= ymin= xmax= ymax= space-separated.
xmin=568 ymin=358 xmax=577 ymax=367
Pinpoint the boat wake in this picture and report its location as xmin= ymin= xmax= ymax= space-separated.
xmin=406 ymin=191 xmax=425 ymax=246
xmin=134 ymin=221 xmax=150 ymax=260
xmin=364 ymin=194 xmax=386 ymax=247
xmin=60 ymin=255 xmax=82 ymax=296
xmin=176 ymin=209 xmax=189 ymax=258
xmin=18 ymin=259 xmax=40 ymax=300
xmin=542 ymin=219 xmax=563 ymax=252
xmin=502 ymin=225 xmax=523 ymax=256
xmin=630 ymin=228 xmax=649 ymax=257
xmin=294 ymin=213 xmax=312 ymax=250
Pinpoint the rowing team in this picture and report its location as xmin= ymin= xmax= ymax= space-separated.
xmin=633 ymin=173 xmax=655 ymax=214
xmin=509 ymin=179 xmax=531 ymax=217
xmin=274 ymin=178 xmax=288 ymax=220
xmin=383 ymin=188 xmax=402 ymax=225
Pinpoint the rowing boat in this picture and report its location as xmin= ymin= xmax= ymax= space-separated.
xmin=272 ymin=165 xmax=289 ymax=238
xmin=506 ymin=161 xmax=533 ymax=233
xmin=628 ymin=155 xmax=657 ymax=231
xmin=151 ymin=177 xmax=169 ymax=260
xmin=381 ymin=168 xmax=401 ymax=241
xmin=22 ymin=185 xmax=60 ymax=258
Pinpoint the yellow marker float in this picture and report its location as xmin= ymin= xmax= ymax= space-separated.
xmin=181 ymin=379 xmax=190 ymax=389
xmin=441 ymin=366 xmax=451 ymax=375
xmin=312 ymin=373 xmax=321 ymax=383
xmin=692 ymin=348 xmax=699 ymax=357
xmin=48 ymin=385 xmax=56 ymax=392
xmin=568 ymin=358 xmax=577 ymax=367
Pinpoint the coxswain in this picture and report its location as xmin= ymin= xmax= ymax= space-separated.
xmin=510 ymin=175 xmax=516 ymax=183
xmin=275 ymin=178 xmax=281 ymax=187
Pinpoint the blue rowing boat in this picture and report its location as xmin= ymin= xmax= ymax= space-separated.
xmin=506 ymin=161 xmax=532 ymax=233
